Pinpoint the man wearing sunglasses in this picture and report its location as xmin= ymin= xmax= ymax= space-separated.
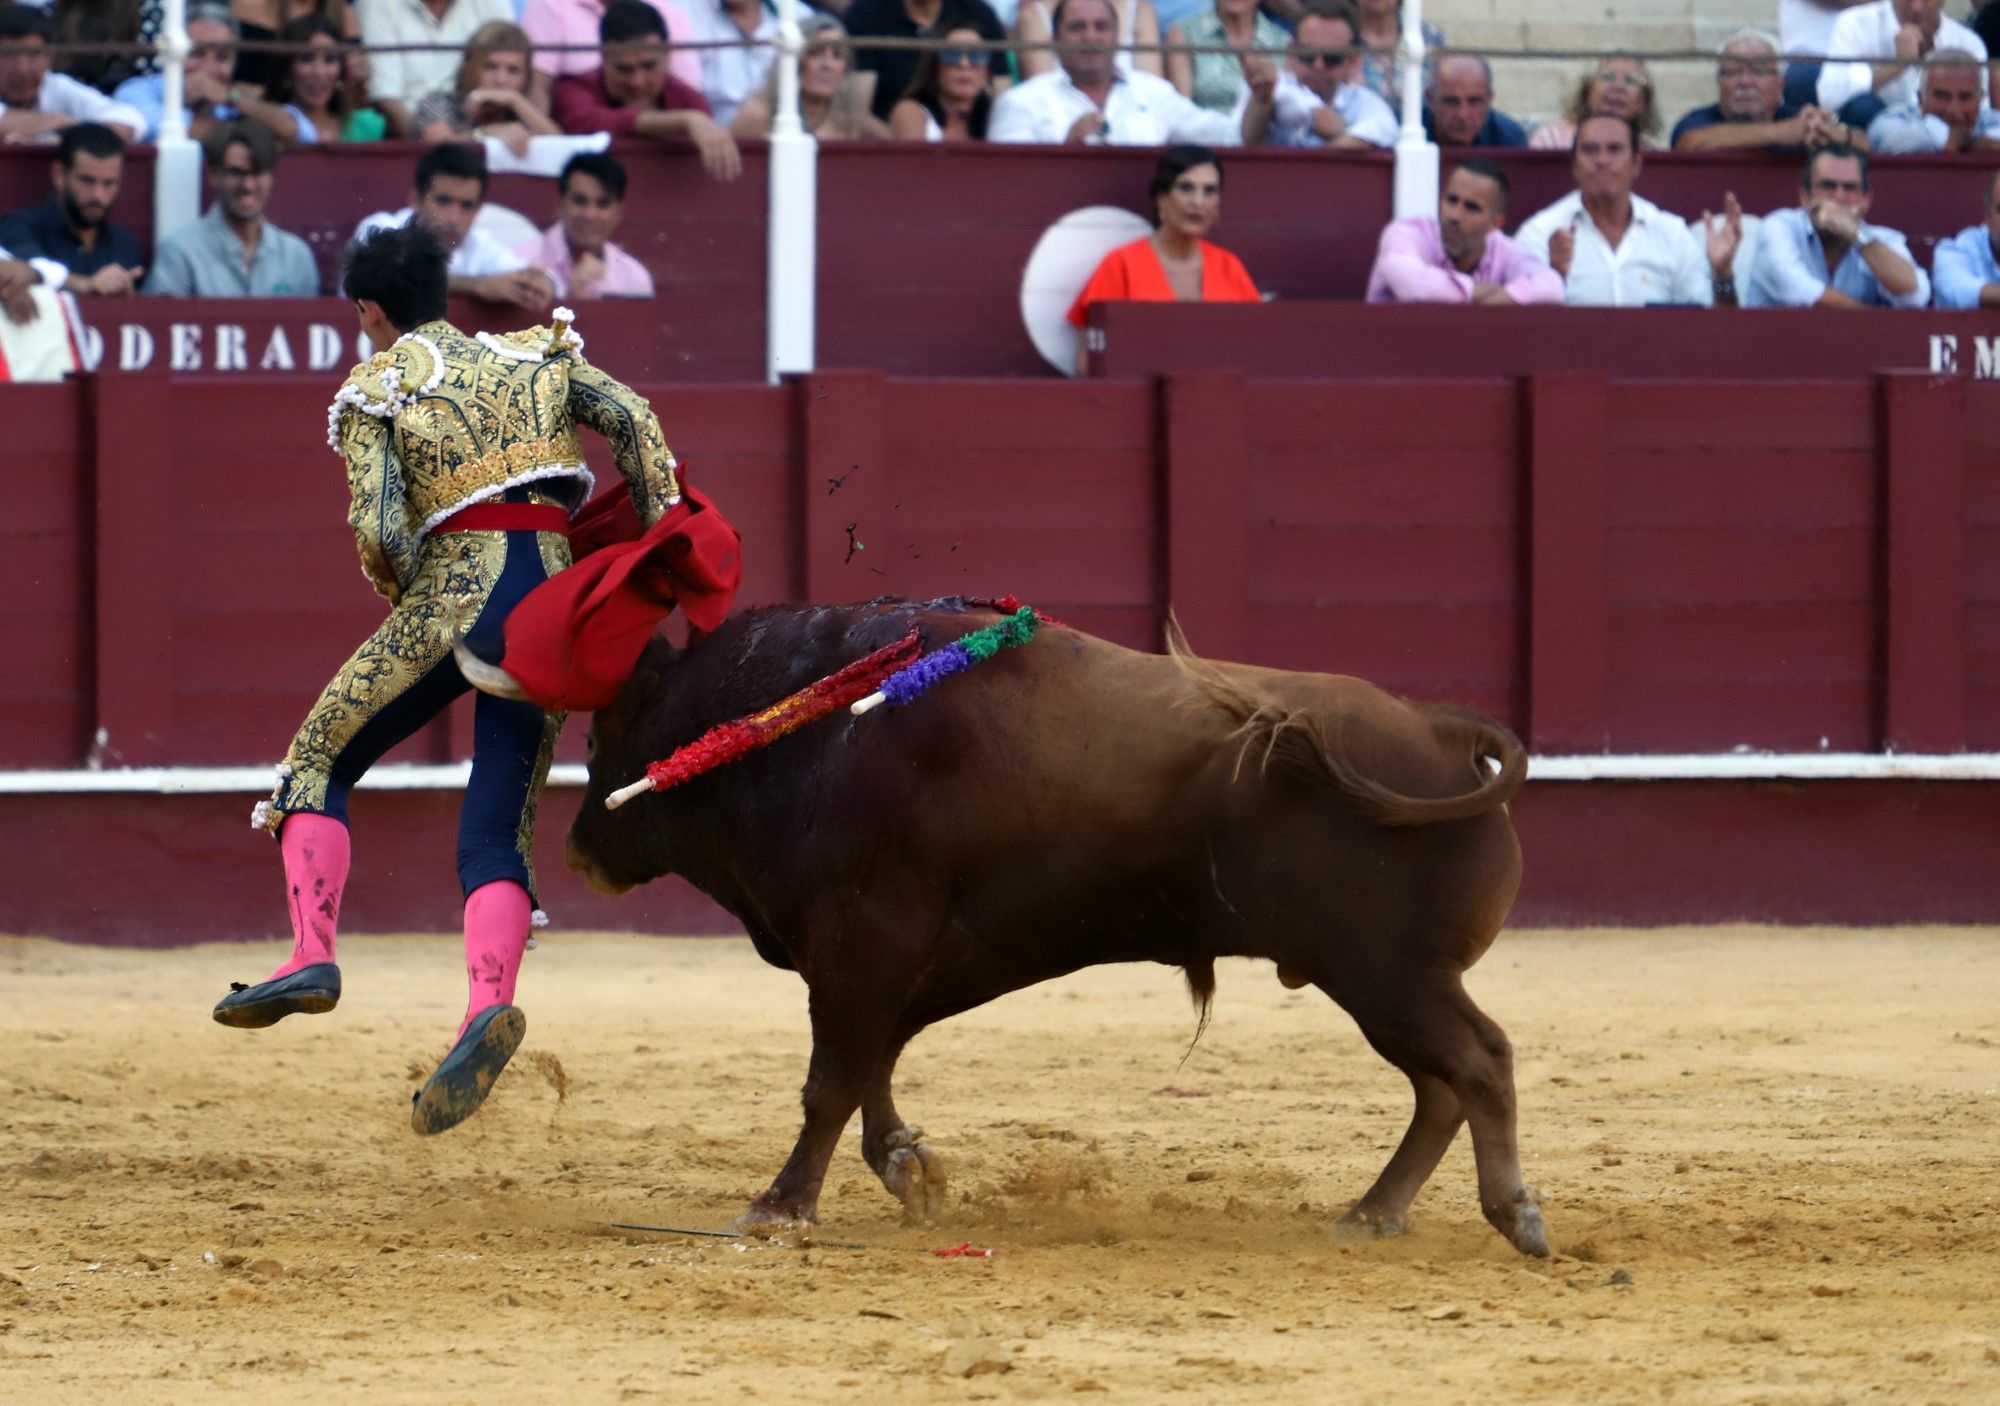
xmin=1269 ymin=0 xmax=1396 ymax=149
xmin=1743 ymin=142 xmax=1928 ymax=307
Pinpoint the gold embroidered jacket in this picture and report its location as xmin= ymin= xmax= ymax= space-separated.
xmin=326 ymin=311 xmax=681 ymax=604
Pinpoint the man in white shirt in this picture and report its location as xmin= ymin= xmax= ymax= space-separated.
xmin=1817 ymin=0 xmax=1986 ymax=122
xmin=352 ymin=144 xmax=554 ymax=310
xmin=1867 ymin=46 xmax=2000 ymax=151
xmin=680 ymin=0 xmax=777 ymax=127
xmin=356 ymin=0 xmax=516 ymax=134
xmin=990 ymin=0 xmax=1275 ymax=145
xmin=1514 ymin=113 xmax=1740 ymax=307
xmin=0 ymin=4 xmax=144 ymax=144
xmin=1269 ymin=0 xmax=1397 ymax=149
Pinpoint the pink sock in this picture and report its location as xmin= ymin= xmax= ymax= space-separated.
xmin=268 ymin=813 xmax=349 ymax=981
xmin=460 ymin=880 xmax=532 ymax=1039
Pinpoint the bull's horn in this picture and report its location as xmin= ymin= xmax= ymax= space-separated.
xmin=451 ymin=637 xmax=532 ymax=701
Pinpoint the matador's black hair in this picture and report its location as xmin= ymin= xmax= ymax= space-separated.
xmin=343 ymin=222 xmax=449 ymax=332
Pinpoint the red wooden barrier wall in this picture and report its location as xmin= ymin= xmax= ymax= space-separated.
xmin=5 ymin=362 xmax=1998 ymax=938
xmin=8 ymin=363 xmax=1994 ymax=770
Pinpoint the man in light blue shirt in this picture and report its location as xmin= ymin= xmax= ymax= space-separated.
xmin=1743 ymin=143 xmax=1930 ymax=308
xmin=145 ymin=123 xmax=319 ymax=297
xmin=1932 ymin=169 xmax=2000 ymax=309
xmin=110 ymin=4 xmax=243 ymax=142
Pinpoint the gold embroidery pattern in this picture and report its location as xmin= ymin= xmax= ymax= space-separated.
xmin=262 ymin=531 xmax=506 ymax=827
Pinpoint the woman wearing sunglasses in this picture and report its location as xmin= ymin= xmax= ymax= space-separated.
xmin=889 ymin=25 xmax=996 ymax=140
xmin=1066 ymin=144 xmax=1260 ymax=377
xmin=1530 ymin=53 xmax=1662 ymax=150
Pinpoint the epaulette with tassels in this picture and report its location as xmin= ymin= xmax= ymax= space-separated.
xmin=324 ymin=329 xmax=444 ymax=452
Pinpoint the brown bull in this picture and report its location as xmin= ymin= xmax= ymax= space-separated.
xmin=492 ymin=597 xmax=1547 ymax=1255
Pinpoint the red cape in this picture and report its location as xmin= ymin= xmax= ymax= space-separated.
xmin=492 ymin=476 xmax=742 ymax=712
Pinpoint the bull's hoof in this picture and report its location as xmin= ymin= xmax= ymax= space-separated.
xmin=879 ymin=1126 xmax=947 ymax=1224
xmin=1489 ymin=1186 xmax=1551 ymax=1258
xmin=735 ymin=1202 xmax=814 ymax=1240
xmin=1333 ymin=1205 xmax=1409 ymax=1242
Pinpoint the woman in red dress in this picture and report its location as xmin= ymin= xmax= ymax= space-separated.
xmin=1067 ymin=144 xmax=1261 ymax=376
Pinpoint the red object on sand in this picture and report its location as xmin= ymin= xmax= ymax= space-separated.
xmin=930 ymin=1242 xmax=996 ymax=1259
xmin=492 ymin=474 xmax=743 ymax=713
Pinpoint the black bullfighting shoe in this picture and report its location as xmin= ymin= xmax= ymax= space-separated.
xmin=410 ymin=1004 xmax=526 ymax=1136
xmin=211 ymin=963 xmax=342 ymax=1028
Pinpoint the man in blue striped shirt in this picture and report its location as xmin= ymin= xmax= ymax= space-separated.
xmin=1932 ymin=169 xmax=2000 ymax=308
xmin=1743 ymin=143 xmax=1930 ymax=308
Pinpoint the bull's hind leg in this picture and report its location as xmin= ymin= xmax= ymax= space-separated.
xmin=858 ymin=1042 xmax=946 ymax=1223
xmin=1334 ymin=975 xmax=1548 ymax=1257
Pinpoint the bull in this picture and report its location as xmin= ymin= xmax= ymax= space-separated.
xmin=462 ymin=596 xmax=1549 ymax=1255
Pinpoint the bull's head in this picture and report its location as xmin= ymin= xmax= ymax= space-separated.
xmin=564 ymin=663 xmax=668 ymax=895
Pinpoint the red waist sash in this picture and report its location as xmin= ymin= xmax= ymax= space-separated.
xmin=434 ymin=503 xmax=571 ymax=535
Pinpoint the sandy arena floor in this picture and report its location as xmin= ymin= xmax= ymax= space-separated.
xmin=2 ymin=927 xmax=1997 ymax=1404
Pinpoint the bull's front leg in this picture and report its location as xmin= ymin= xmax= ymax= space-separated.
xmin=859 ymin=1050 xmax=946 ymax=1224
xmin=736 ymin=987 xmax=890 ymax=1235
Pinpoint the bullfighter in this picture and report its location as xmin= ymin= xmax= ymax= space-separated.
xmin=212 ymin=222 xmax=682 ymax=1135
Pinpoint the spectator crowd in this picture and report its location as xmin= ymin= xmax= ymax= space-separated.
xmin=4 ymin=0 xmax=2000 ymax=337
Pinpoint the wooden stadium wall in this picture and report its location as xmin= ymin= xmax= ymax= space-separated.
xmin=2 ymin=367 xmax=1997 ymax=940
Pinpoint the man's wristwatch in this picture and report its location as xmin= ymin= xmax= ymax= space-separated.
xmin=1854 ymin=225 xmax=1876 ymax=248
xmin=1712 ymin=275 xmax=1735 ymax=299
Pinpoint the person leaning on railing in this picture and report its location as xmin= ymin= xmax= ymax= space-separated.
xmin=229 ymin=13 xmax=387 ymax=142
xmin=521 ymin=0 xmax=706 ymax=115
xmin=0 ymin=4 xmax=144 ymax=142
xmin=730 ymin=13 xmax=888 ymax=138
xmin=413 ymin=19 xmax=562 ymax=151
xmin=1671 ymin=28 xmax=1855 ymax=154
xmin=1864 ymin=46 xmax=2000 ymax=153
xmin=0 ymin=122 xmax=145 ymax=296
xmin=550 ymin=0 xmax=742 ymax=181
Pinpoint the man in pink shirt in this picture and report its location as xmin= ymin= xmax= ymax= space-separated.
xmin=1366 ymin=159 xmax=1564 ymax=305
xmin=522 ymin=0 xmax=705 ymax=108
xmin=551 ymin=0 xmax=741 ymax=182
xmin=516 ymin=152 xmax=656 ymax=299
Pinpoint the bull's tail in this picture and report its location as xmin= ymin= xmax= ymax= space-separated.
xmin=1166 ymin=617 xmax=1527 ymax=827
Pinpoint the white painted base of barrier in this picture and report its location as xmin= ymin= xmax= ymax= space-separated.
xmin=2 ymin=754 xmax=1998 ymax=795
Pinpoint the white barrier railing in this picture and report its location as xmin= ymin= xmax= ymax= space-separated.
xmin=5 ymin=754 xmax=1999 ymax=795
